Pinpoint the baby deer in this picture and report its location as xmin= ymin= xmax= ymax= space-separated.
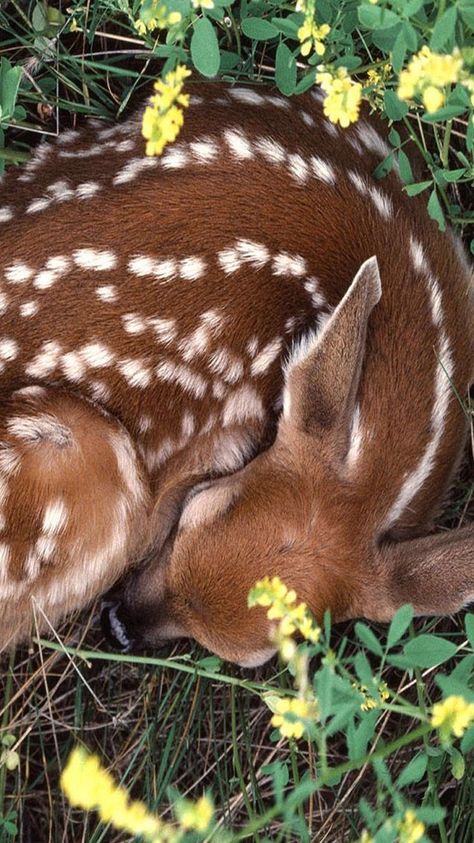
xmin=0 ymin=83 xmax=472 ymax=661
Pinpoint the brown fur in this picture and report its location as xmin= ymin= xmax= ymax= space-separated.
xmin=0 ymin=83 xmax=472 ymax=658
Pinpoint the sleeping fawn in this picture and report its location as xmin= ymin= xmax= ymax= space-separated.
xmin=0 ymin=83 xmax=472 ymax=661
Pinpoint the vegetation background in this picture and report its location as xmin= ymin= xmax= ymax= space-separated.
xmin=0 ymin=0 xmax=473 ymax=840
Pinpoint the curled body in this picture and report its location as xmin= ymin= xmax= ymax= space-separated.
xmin=0 ymin=83 xmax=472 ymax=658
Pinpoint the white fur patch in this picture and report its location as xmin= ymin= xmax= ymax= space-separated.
xmin=222 ymin=385 xmax=265 ymax=426
xmin=250 ymin=337 xmax=282 ymax=376
xmin=43 ymin=500 xmax=68 ymax=535
xmin=80 ymin=342 xmax=115 ymax=368
xmin=73 ymin=249 xmax=117 ymax=271
xmin=224 ymin=128 xmax=254 ymax=160
xmin=117 ymin=358 xmax=152 ymax=388
xmin=26 ymin=341 xmax=62 ymax=378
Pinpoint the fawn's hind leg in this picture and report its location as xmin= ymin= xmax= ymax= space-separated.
xmin=0 ymin=385 xmax=150 ymax=649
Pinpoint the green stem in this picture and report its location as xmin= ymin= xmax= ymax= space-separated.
xmin=235 ymin=723 xmax=433 ymax=839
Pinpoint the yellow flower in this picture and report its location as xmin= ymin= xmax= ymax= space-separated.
xmin=142 ymin=65 xmax=191 ymax=157
xmin=316 ymin=66 xmax=362 ymax=127
xmin=271 ymin=696 xmax=319 ymax=740
xmin=397 ymin=809 xmax=425 ymax=843
xmin=397 ymin=47 xmax=463 ymax=113
xmin=60 ymin=748 xmax=167 ymax=840
xmin=192 ymin=0 xmax=215 ymax=7
xmin=358 ymin=832 xmax=374 ymax=843
xmin=135 ymin=1 xmax=181 ymax=35
xmin=248 ymin=576 xmax=320 ymax=649
xmin=298 ymin=21 xmax=330 ymax=58
xmin=431 ymin=695 xmax=474 ymax=741
xmin=177 ymin=795 xmax=213 ymax=832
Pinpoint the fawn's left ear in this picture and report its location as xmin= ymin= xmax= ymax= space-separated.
xmin=280 ymin=256 xmax=381 ymax=460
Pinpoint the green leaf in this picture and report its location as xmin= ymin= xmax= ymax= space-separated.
xmin=403 ymin=633 xmax=455 ymax=667
xmin=465 ymin=613 xmax=474 ymax=648
xmin=461 ymin=725 xmax=474 ymax=753
xmin=32 ymin=1 xmax=48 ymax=33
xmin=459 ymin=0 xmax=474 ymax=28
xmin=355 ymin=622 xmax=383 ymax=656
xmin=435 ymin=673 xmax=474 ymax=702
xmin=358 ymin=5 xmax=401 ymax=30
xmin=387 ymin=604 xmax=413 ymax=649
xmin=391 ymin=28 xmax=407 ymax=73
xmin=449 ymin=746 xmax=465 ymax=780
xmin=275 ymin=43 xmax=296 ymax=96
xmin=416 ymin=806 xmax=446 ymax=825
xmin=241 ymin=17 xmax=279 ymax=41
xmin=354 ymin=651 xmax=374 ymax=685
xmin=270 ymin=17 xmax=299 ymax=38
xmin=398 ymin=149 xmax=414 ymax=184
xmin=396 ymin=753 xmax=427 ymax=787
xmin=383 ymin=89 xmax=408 ymax=121
xmin=404 ymin=180 xmax=432 ymax=196
xmin=430 ymin=6 xmax=457 ymax=51
xmin=190 ymin=18 xmax=220 ymax=78
xmin=439 ymin=167 xmax=467 ymax=182
xmin=427 ymin=189 xmax=446 ymax=232
xmin=0 ymin=58 xmax=22 ymax=123
xmin=422 ymin=105 xmax=467 ymax=122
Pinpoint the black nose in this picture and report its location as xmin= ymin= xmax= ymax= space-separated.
xmin=101 ymin=601 xmax=135 ymax=652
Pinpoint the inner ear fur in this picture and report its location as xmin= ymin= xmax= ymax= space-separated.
xmin=282 ymin=256 xmax=381 ymax=457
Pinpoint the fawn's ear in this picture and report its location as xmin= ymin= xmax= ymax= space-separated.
xmin=359 ymin=525 xmax=474 ymax=620
xmin=280 ymin=256 xmax=381 ymax=459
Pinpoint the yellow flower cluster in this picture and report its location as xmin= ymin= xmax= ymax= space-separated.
xmin=316 ymin=66 xmax=363 ymax=127
xmin=191 ymin=0 xmax=215 ymax=8
xmin=142 ymin=65 xmax=191 ymax=157
xmin=61 ymin=748 xmax=214 ymax=841
xmin=397 ymin=809 xmax=425 ymax=843
xmin=296 ymin=0 xmax=330 ymax=58
xmin=431 ymin=694 xmax=474 ymax=742
xmin=353 ymin=681 xmax=390 ymax=712
xmin=177 ymin=795 xmax=213 ymax=832
xmin=248 ymin=576 xmax=320 ymax=645
xmin=60 ymin=748 xmax=170 ymax=841
xmin=271 ymin=696 xmax=319 ymax=740
xmin=134 ymin=1 xmax=181 ymax=35
xmin=398 ymin=46 xmax=463 ymax=113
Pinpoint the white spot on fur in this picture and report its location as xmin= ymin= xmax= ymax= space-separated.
xmin=80 ymin=342 xmax=115 ymax=368
xmin=96 ymin=285 xmax=117 ymax=303
xmin=0 ymin=339 xmax=18 ymax=361
xmin=356 ymin=122 xmax=392 ymax=160
xmin=0 ymin=207 xmax=13 ymax=223
xmin=113 ymin=156 xmax=158 ymax=185
xmin=251 ymin=337 xmax=282 ymax=376
xmin=5 ymin=262 xmax=34 ymax=285
xmin=229 ymin=88 xmax=265 ymax=106
xmin=272 ymin=252 xmax=307 ymax=278
xmin=150 ymin=317 xmax=177 ymax=345
xmin=254 ymin=137 xmax=286 ymax=164
xmin=61 ymin=351 xmax=87 ymax=382
xmin=300 ymin=111 xmax=315 ymax=127
xmin=189 ymin=138 xmax=219 ymax=163
xmin=76 ymin=181 xmax=101 ymax=199
xmin=179 ymin=256 xmax=206 ymax=281
xmin=117 ymin=358 xmax=152 ymax=388
xmin=161 ymin=145 xmax=190 ymax=169
xmin=156 ymin=360 xmax=207 ymax=399
xmin=288 ymin=153 xmax=309 ymax=185
xmin=222 ymin=385 xmax=265 ymax=426
xmin=310 ymin=155 xmax=336 ymax=185
xmin=73 ymin=249 xmax=117 ymax=271
xmin=122 ymin=313 xmax=147 ymax=334
xmin=43 ymin=500 xmax=68 ymax=535
xmin=179 ymin=325 xmax=211 ymax=361
xmin=224 ymin=128 xmax=254 ymax=160
xmin=0 ymin=293 xmax=8 ymax=315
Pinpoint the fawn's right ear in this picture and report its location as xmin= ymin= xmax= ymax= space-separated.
xmin=279 ymin=256 xmax=381 ymax=461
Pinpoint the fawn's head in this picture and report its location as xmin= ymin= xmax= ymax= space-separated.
xmin=104 ymin=256 xmax=474 ymax=665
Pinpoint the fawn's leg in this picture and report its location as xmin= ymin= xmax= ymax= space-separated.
xmin=0 ymin=385 xmax=150 ymax=649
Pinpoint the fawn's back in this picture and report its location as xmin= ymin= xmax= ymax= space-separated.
xmin=0 ymin=83 xmax=472 ymax=654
